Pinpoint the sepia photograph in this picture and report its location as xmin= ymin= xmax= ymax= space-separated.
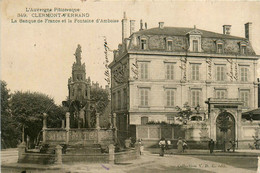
xmin=1 ymin=0 xmax=260 ymax=172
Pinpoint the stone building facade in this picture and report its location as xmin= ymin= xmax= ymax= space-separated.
xmin=109 ymin=14 xmax=260 ymax=148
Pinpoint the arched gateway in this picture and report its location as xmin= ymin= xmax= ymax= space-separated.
xmin=205 ymin=98 xmax=243 ymax=149
xmin=216 ymin=111 xmax=235 ymax=149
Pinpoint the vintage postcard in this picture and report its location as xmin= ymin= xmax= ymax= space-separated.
xmin=1 ymin=0 xmax=260 ymax=172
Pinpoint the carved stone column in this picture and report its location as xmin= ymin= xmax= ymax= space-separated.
xmin=96 ymin=113 xmax=100 ymax=129
xmin=55 ymin=145 xmax=63 ymax=165
xmin=108 ymin=144 xmax=115 ymax=164
xmin=66 ymin=112 xmax=70 ymax=130
xmin=65 ymin=112 xmax=70 ymax=144
xmin=108 ymin=113 xmax=113 ymax=129
xmin=43 ymin=113 xmax=47 ymax=129
xmin=61 ymin=120 xmax=65 ymax=128
xmin=113 ymin=113 xmax=117 ymax=129
xmin=42 ymin=113 xmax=47 ymax=143
xmin=113 ymin=113 xmax=117 ymax=141
xmin=18 ymin=142 xmax=26 ymax=163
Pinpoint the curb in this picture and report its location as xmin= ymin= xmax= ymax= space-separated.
xmin=149 ymin=152 xmax=259 ymax=157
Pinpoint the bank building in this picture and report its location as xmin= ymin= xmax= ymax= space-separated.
xmin=109 ymin=13 xmax=260 ymax=149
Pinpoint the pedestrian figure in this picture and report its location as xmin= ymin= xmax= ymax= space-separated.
xmin=177 ymin=137 xmax=183 ymax=153
xmin=165 ymin=139 xmax=169 ymax=150
xmin=139 ymin=139 xmax=144 ymax=155
xmin=183 ymin=140 xmax=188 ymax=153
xmin=208 ymin=139 xmax=215 ymax=154
xmin=159 ymin=138 xmax=166 ymax=156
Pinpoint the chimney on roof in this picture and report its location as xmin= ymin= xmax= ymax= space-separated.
xmin=145 ymin=22 xmax=147 ymax=29
xmin=223 ymin=25 xmax=231 ymax=35
xmin=159 ymin=22 xmax=164 ymax=29
xmin=245 ymin=22 xmax=252 ymax=41
xmin=130 ymin=20 xmax=135 ymax=35
xmin=122 ymin=12 xmax=129 ymax=43
xmin=140 ymin=20 xmax=143 ymax=31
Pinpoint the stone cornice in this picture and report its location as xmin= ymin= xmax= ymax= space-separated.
xmin=127 ymin=50 xmax=260 ymax=60
xmin=109 ymin=50 xmax=259 ymax=69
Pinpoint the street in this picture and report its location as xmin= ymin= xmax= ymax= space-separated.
xmin=1 ymin=149 xmax=258 ymax=173
xmin=126 ymin=154 xmax=257 ymax=173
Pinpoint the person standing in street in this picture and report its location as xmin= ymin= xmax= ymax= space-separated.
xmin=177 ymin=137 xmax=183 ymax=153
xmin=208 ymin=139 xmax=215 ymax=154
xmin=183 ymin=140 xmax=188 ymax=153
xmin=159 ymin=138 xmax=166 ymax=157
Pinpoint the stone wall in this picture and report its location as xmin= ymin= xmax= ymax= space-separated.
xmin=44 ymin=128 xmax=114 ymax=146
xmin=135 ymin=121 xmax=259 ymax=149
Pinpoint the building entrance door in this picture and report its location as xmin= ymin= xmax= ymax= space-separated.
xmin=216 ymin=111 xmax=235 ymax=150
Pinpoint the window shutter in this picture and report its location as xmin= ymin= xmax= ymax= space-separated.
xmin=145 ymin=90 xmax=148 ymax=106
xmin=192 ymin=91 xmax=195 ymax=106
xmin=140 ymin=89 xmax=144 ymax=106
xmin=192 ymin=65 xmax=195 ymax=80
xmin=245 ymin=68 xmax=248 ymax=81
xmin=145 ymin=63 xmax=148 ymax=79
xmin=196 ymin=91 xmax=200 ymax=106
xmin=196 ymin=65 xmax=199 ymax=80
xmin=171 ymin=90 xmax=174 ymax=106
xmin=166 ymin=64 xmax=170 ymax=79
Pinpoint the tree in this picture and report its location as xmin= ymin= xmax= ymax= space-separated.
xmin=216 ymin=109 xmax=232 ymax=151
xmin=175 ymin=102 xmax=193 ymax=124
xmin=1 ymin=81 xmax=21 ymax=148
xmin=90 ymin=88 xmax=110 ymax=114
xmin=9 ymin=91 xmax=63 ymax=147
xmin=1 ymin=81 xmax=10 ymax=115
xmin=90 ymin=88 xmax=110 ymax=128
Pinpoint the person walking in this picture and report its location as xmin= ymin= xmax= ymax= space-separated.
xmin=183 ymin=140 xmax=188 ymax=153
xmin=208 ymin=139 xmax=215 ymax=154
xmin=139 ymin=139 xmax=144 ymax=155
xmin=177 ymin=137 xmax=183 ymax=153
xmin=159 ymin=138 xmax=166 ymax=156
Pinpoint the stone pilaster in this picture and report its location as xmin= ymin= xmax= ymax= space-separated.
xmin=108 ymin=144 xmax=115 ymax=164
xmin=42 ymin=113 xmax=47 ymax=143
xmin=55 ymin=145 xmax=63 ymax=165
xmin=18 ymin=142 xmax=26 ymax=163
xmin=65 ymin=112 xmax=70 ymax=144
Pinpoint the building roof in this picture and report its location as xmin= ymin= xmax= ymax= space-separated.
xmin=242 ymin=108 xmax=260 ymax=115
xmin=135 ymin=27 xmax=246 ymax=40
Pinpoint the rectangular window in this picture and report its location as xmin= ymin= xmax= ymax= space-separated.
xmin=216 ymin=65 xmax=226 ymax=81
xmin=191 ymin=64 xmax=200 ymax=81
xmin=191 ymin=90 xmax=201 ymax=107
xmin=215 ymin=90 xmax=226 ymax=99
xmin=139 ymin=62 xmax=149 ymax=80
xmin=141 ymin=117 xmax=149 ymax=125
xmin=217 ymin=44 xmax=223 ymax=53
xmin=141 ymin=39 xmax=147 ymax=50
xmin=193 ymin=40 xmax=198 ymax=52
xmin=240 ymin=67 xmax=249 ymax=82
xmin=140 ymin=88 xmax=149 ymax=107
xmin=167 ymin=40 xmax=173 ymax=51
xmin=117 ymin=91 xmax=121 ymax=110
xmin=241 ymin=46 xmax=246 ymax=54
xmin=240 ymin=90 xmax=249 ymax=107
xmin=166 ymin=89 xmax=175 ymax=107
xmin=165 ymin=63 xmax=174 ymax=80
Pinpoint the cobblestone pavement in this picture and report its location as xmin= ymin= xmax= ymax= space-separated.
xmin=1 ymin=149 xmax=258 ymax=173
xmin=62 ymin=152 xmax=257 ymax=173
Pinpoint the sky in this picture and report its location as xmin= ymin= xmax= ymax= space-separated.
xmin=1 ymin=0 xmax=260 ymax=105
